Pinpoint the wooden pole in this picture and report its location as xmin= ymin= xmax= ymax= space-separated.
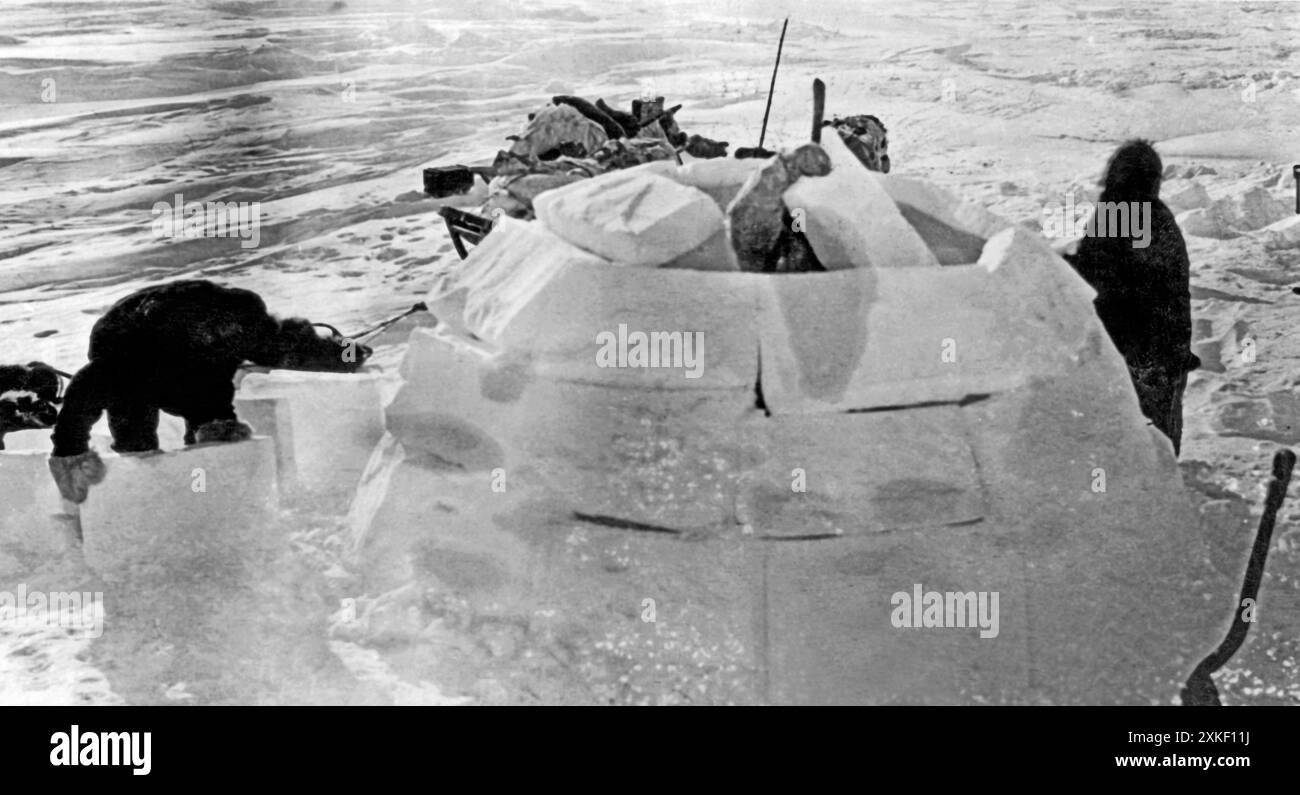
xmin=757 ymin=17 xmax=789 ymax=150
xmin=811 ymin=78 xmax=826 ymax=143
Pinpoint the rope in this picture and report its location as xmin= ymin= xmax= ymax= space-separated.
xmin=311 ymin=302 xmax=431 ymax=343
xmin=348 ymin=302 xmax=431 ymax=341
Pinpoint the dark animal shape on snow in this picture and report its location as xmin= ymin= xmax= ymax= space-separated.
xmin=0 ymin=361 xmax=63 ymax=450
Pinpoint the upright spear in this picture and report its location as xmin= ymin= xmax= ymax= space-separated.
xmin=757 ymin=17 xmax=789 ymax=150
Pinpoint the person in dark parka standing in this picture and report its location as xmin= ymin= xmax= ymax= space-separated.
xmin=1065 ymin=139 xmax=1201 ymax=455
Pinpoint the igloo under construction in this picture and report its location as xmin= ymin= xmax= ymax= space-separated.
xmin=349 ymin=134 xmax=1233 ymax=704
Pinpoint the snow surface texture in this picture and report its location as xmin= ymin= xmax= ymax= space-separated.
xmin=2 ymin=0 xmax=1300 ymax=704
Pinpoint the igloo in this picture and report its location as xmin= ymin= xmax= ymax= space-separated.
xmin=350 ymin=135 xmax=1232 ymax=704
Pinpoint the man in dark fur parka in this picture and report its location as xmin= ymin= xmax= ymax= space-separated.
xmin=1066 ymin=139 xmax=1201 ymax=455
xmin=48 ymin=280 xmax=371 ymax=503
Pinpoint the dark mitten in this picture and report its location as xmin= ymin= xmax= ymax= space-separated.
xmin=194 ymin=419 xmax=254 ymax=444
xmin=684 ymin=134 xmax=729 ymax=159
xmin=48 ymin=450 xmax=107 ymax=504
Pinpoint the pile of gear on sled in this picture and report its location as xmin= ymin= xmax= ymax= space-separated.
xmin=426 ymin=90 xmax=891 ymax=267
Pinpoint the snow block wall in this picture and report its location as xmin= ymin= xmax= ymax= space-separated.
xmin=80 ymin=438 xmax=279 ymax=576
xmin=349 ymin=160 xmax=1232 ymax=704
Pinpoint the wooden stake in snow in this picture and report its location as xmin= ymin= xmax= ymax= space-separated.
xmin=757 ymin=17 xmax=788 ymax=150
xmin=811 ymin=78 xmax=826 ymax=144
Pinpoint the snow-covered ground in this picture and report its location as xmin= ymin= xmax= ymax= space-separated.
xmin=2 ymin=0 xmax=1300 ymax=704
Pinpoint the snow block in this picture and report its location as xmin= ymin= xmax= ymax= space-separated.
xmin=497 ymin=265 xmax=760 ymax=389
xmin=534 ymin=169 xmax=724 ymax=267
xmin=0 ymin=433 xmax=77 ymax=559
xmin=425 ymin=250 xmax=761 ymax=389
xmin=516 ymin=380 xmax=752 ymax=529
xmin=877 ymin=174 xmax=1009 ymax=265
xmin=425 ymin=217 xmax=610 ymax=342
xmin=235 ymin=370 xmax=386 ymax=497
xmin=764 ymin=528 xmax=1030 ymax=704
xmin=387 ymin=329 xmax=528 ymax=473
xmin=78 ymin=438 xmax=279 ymax=575
xmin=781 ymin=132 xmax=940 ymax=270
xmin=755 ymin=226 xmax=1099 ymax=413
xmin=346 ymin=433 xmax=545 ymax=603
xmin=738 ymin=406 xmax=987 ymax=537
xmin=388 ymin=327 xmax=755 ymax=529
